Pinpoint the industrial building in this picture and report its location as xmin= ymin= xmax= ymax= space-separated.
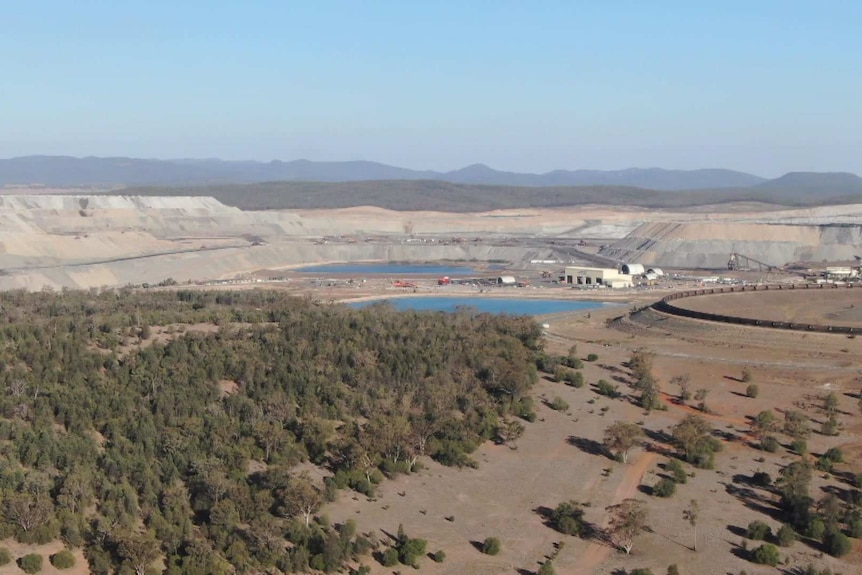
xmin=564 ymin=266 xmax=632 ymax=289
xmin=621 ymin=263 xmax=645 ymax=275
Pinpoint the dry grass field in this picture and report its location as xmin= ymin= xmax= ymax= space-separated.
xmin=320 ymin=300 xmax=862 ymax=575
xmin=672 ymin=289 xmax=862 ymax=328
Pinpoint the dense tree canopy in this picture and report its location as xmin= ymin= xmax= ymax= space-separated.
xmin=0 ymin=288 xmax=543 ymax=573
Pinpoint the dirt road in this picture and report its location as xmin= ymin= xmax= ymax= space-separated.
xmin=571 ymin=450 xmax=657 ymax=575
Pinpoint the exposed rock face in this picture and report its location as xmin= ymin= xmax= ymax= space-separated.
xmin=0 ymin=196 xmax=571 ymax=290
xmin=600 ymin=221 xmax=862 ymax=268
xmin=1 ymin=195 xmax=861 ymax=290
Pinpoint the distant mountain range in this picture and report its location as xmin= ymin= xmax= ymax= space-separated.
xmin=2 ymin=156 xmax=862 ymax=196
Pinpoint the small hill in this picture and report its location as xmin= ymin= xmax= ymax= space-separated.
xmin=756 ymin=171 xmax=862 ymax=196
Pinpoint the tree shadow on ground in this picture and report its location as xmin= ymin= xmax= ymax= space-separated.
xmin=829 ymin=468 xmax=859 ymax=488
xmin=729 ymin=544 xmax=751 ymax=562
xmin=643 ymin=427 xmax=674 ymax=445
xmin=780 ymin=566 xmax=830 ymax=575
xmin=643 ymin=524 xmax=690 ymax=550
xmin=724 ymin=481 xmax=786 ymax=522
xmin=533 ymin=505 xmax=554 ymax=520
xmin=598 ymin=362 xmax=626 ymax=375
xmin=819 ymin=482 xmax=857 ymax=504
xmin=714 ymin=427 xmax=741 ymax=443
xmin=566 ymin=435 xmax=612 ymax=460
xmin=611 ymin=374 xmax=631 ymax=386
xmin=581 ymin=521 xmax=608 ymax=545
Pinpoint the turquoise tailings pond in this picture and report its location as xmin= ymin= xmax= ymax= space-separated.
xmin=347 ymin=296 xmax=611 ymax=315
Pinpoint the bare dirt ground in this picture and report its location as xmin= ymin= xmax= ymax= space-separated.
xmin=323 ymin=300 xmax=862 ymax=575
xmin=0 ymin=540 xmax=88 ymax=575
xmin=673 ymin=289 xmax=862 ymax=328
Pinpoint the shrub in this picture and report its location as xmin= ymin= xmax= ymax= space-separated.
xmin=751 ymin=471 xmax=772 ymax=487
xmin=399 ymin=537 xmax=427 ymax=566
xmin=536 ymin=353 xmax=561 ymax=373
xmin=824 ymin=530 xmax=852 ymax=557
xmin=820 ymin=416 xmax=839 ymax=436
xmin=0 ymin=547 xmax=10 ymax=566
xmin=750 ymin=543 xmax=780 ymax=566
xmin=550 ymin=501 xmax=585 ymax=536
xmin=50 ymin=550 xmax=75 ymax=569
xmin=776 ymin=524 xmax=796 ymax=547
xmin=741 ymin=367 xmax=752 ymax=383
xmin=816 ymin=455 xmax=835 ymax=473
xmin=666 ymin=459 xmax=687 ymax=484
xmin=382 ymin=459 xmax=412 ymax=476
xmin=515 ymin=397 xmax=537 ymax=422
xmin=849 ymin=517 xmax=862 ymax=538
xmin=746 ymin=520 xmax=772 ymax=541
xmin=381 ymin=548 xmax=399 ymax=566
xmin=745 ymin=383 xmax=758 ymax=398
xmin=549 ymin=396 xmax=570 ymax=412
xmin=823 ymin=447 xmax=843 ymax=463
xmin=630 ymin=570 xmax=654 ymax=575
xmin=567 ymin=357 xmax=584 ymax=369
xmin=667 ymin=565 xmax=680 ymax=575
xmin=554 ymin=365 xmax=568 ymax=382
xmin=806 ymin=517 xmax=825 ymax=541
xmin=596 ymin=379 xmax=620 ymax=398
xmin=586 ymin=353 xmax=599 ymax=362
xmin=431 ymin=550 xmax=446 ymax=563
xmin=790 ymin=439 xmax=807 ymax=456
xmin=565 ymin=370 xmax=585 ymax=388
xmin=538 ymin=560 xmax=556 ymax=575
xmin=761 ymin=436 xmax=779 ymax=453
xmin=19 ymin=554 xmax=44 ymax=574
xmin=653 ymin=478 xmax=677 ymax=498
xmin=481 ymin=537 xmax=501 ymax=555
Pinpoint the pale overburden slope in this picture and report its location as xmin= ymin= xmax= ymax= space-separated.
xmin=600 ymin=221 xmax=862 ymax=268
xmin=1 ymin=195 xmax=861 ymax=290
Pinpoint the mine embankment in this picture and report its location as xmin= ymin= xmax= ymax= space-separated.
xmin=2 ymin=194 xmax=862 ymax=289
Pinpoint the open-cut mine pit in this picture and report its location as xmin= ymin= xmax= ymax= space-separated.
xmin=1 ymin=194 xmax=862 ymax=290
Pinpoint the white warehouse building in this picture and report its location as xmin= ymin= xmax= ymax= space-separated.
xmin=564 ymin=266 xmax=632 ymax=289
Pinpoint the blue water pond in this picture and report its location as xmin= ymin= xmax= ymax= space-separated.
xmin=347 ymin=296 xmax=609 ymax=315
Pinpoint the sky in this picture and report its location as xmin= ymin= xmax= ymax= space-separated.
xmin=1 ymin=1 xmax=860 ymax=176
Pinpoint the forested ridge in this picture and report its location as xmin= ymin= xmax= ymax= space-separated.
xmin=119 ymin=180 xmax=862 ymax=212
xmin=0 ymin=289 xmax=544 ymax=573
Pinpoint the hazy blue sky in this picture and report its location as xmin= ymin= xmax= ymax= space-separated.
xmin=2 ymin=1 xmax=860 ymax=176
